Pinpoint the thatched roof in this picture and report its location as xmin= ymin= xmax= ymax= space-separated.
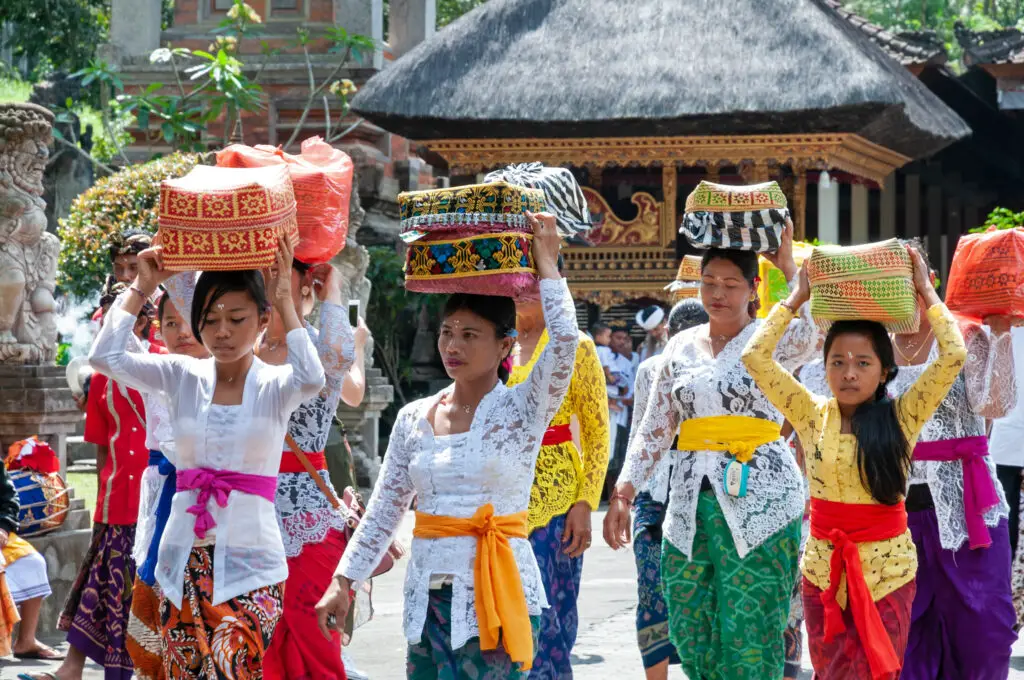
xmin=353 ymin=0 xmax=969 ymax=159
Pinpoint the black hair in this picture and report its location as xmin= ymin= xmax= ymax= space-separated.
xmin=442 ymin=293 xmax=517 ymax=384
xmin=108 ymin=229 xmax=152 ymax=263
xmin=823 ymin=320 xmax=909 ymax=505
xmin=590 ymin=323 xmax=611 ymax=336
xmin=556 ymin=253 xmax=565 ymax=275
xmin=667 ymin=299 xmax=709 ymax=337
xmin=700 ymin=248 xmax=760 ymax=317
xmin=157 ymin=292 xmax=171 ymax=321
xmin=190 ymin=270 xmax=270 ymax=340
xmin=291 ymin=259 xmax=312 ymax=276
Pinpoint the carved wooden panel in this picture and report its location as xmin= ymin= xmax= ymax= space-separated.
xmin=583 ymin=188 xmax=661 ymax=246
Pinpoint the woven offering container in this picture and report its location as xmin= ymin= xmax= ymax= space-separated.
xmin=399 ymin=182 xmax=546 ymax=297
xmin=665 ymin=255 xmax=702 ymax=300
xmin=945 ymin=227 xmax=1024 ymax=321
xmin=757 ymin=241 xmax=815 ymax=317
xmin=157 ymin=165 xmax=298 ymax=271
xmin=807 ymin=239 xmax=920 ymax=333
xmin=681 ymin=181 xmax=789 ymax=253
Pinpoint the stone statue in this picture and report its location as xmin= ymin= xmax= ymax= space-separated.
xmin=0 ymin=103 xmax=60 ymax=364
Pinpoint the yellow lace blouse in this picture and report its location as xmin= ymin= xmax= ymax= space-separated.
xmin=509 ymin=330 xmax=610 ymax=532
xmin=742 ymin=303 xmax=967 ymax=606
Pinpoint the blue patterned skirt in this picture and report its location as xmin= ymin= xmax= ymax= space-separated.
xmin=632 ymin=493 xmax=681 ymax=669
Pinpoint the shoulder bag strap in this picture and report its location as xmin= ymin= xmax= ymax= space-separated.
xmin=284 ymin=433 xmax=341 ymax=510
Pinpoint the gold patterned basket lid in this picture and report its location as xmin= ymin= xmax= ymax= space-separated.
xmin=684 ymin=181 xmax=788 ymax=214
xmin=665 ymin=255 xmax=702 ymax=295
xmin=398 ymin=181 xmax=546 ymax=237
xmin=157 ymin=165 xmax=298 ymax=271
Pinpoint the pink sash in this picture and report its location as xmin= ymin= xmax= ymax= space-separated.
xmin=177 ymin=468 xmax=278 ymax=538
xmin=913 ymin=436 xmax=999 ymax=549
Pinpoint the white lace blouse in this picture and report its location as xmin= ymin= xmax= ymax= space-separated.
xmin=618 ymin=299 xmax=821 ymax=559
xmin=800 ymin=327 xmax=1016 ymax=551
xmin=629 ymin=356 xmax=672 ymax=504
xmin=336 ymin=278 xmax=577 ymax=652
xmin=89 ymin=300 xmax=326 ymax=608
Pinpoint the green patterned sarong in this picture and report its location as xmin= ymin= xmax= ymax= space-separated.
xmin=661 ymin=490 xmax=801 ymax=680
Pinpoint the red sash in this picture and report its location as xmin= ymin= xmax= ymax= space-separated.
xmin=279 ymin=450 xmax=327 ymax=473
xmin=542 ymin=424 xmax=573 ymax=446
xmin=810 ymin=497 xmax=908 ymax=680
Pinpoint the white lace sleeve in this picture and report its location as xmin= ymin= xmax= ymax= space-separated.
xmin=619 ymin=337 xmax=681 ymax=490
xmin=89 ymin=299 xmax=187 ymax=395
xmin=510 ymin=278 xmax=578 ymax=429
xmin=963 ymin=326 xmax=1017 ymax=419
xmin=315 ymin=301 xmax=356 ymax=400
xmin=626 ymin=359 xmax=654 ymax=453
xmin=336 ymin=408 xmax=417 ymax=582
xmin=770 ymin=276 xmax=824 ymax=371
xmin=162 ymin=272 xmax=198 ymax=321
xmin=280 ymin=327 xmax=327 ymax=413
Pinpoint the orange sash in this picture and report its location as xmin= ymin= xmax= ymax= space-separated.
xmin=413 ymin=504 xmax=533 ymax=669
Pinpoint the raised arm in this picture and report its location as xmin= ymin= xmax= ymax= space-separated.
xmin=312 ymin=301 xmax=355 ymax=403
xmin=896 ymin=303 xmax=968 ymax=438
xmin=570 ymin=336 xmax=611 ymax=510
xmin=89 ymin=299 xmax=186 ymax=396
xmin=511 ymin=214 xmax=577 ymax=430
xmin=162 ymin=271 xmax=198 ymax=325
xmin=963 ymin=321 xmax=1017 ymax=419
xmin=335 ymin=407 xmax=417 ymax=583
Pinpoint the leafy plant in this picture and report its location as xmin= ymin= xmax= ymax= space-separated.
xmin=57 ymin=153 xmax=202 ymax=299
xmin=970 ymin=206 xmax=1024 ymax=232
xmin=0 ymin=0 xmax=109 ymax=73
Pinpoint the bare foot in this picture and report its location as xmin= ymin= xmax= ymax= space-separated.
xmin=13 ymin=639 xmax=65 ymax=659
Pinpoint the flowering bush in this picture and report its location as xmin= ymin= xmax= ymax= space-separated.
xmin=57 ymin=152 xmax=202 ymax=299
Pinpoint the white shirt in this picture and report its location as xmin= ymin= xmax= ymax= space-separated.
xmin=991 ymin=327 xmax=1024 ymax=467
xmin=336 ymin=278 xmax=577 ymax=652
xmin=89 ymin=301 xmax=326 ymax=608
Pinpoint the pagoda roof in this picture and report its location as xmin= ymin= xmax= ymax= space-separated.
xmin=824 ymin=0 xmax=947 ymax=67
xmin=955 ymin=23 xmax=1024 ymax=65
xmin=351 ymin=0 xmax=969 ymax=159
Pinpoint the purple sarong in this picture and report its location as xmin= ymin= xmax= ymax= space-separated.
xmin=902 ymin=509 xmax=1016 ymax=680
xmin=58 ymin=522 xmax=136 ymax=680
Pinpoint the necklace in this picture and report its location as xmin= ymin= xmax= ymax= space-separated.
xmin=443 ymin=394 xmax=473 ymax=415
xmin=893 ymin=330 xmax=933 ymax=365
xmin=706 ymin=321 xmax=751 ymax=358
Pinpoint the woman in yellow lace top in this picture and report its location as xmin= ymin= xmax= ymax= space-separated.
xmin=741 ymin=247 xmax=967 ymax=680
xmin=507 ymin=292 xmax=610 ymax=676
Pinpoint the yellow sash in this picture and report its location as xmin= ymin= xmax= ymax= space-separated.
xmin=1 ymin=534 xmax=35 ymax=566
xmin=413 ymin=504 xmax=533 ymax=669
xmin=677 ymin=415 xmax=782 ymax=463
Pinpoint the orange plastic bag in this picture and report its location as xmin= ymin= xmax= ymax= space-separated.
xmin=945 ymin=227 xmax=1024 ymax=321
xmin=217 ymin=137 xmax=353 ymax=264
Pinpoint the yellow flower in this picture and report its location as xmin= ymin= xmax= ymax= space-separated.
xmin=330 ymin=79 xmax=358 ymax=97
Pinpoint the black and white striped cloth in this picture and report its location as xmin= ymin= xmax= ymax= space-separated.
xmin=681 ymin=208 xmax=789 ymax=253
xmin=484 ymin=162 xmax=592 ymax=239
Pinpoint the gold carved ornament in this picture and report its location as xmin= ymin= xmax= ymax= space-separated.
xmin=582 ymin=188 xmax=661 ymax=246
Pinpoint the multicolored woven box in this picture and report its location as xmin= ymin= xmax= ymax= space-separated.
xmin=398 ymin=181 xmax=546 ymax=297
xmin=157 ymin=165 xmax=298 ymax=271
xmin=681 ymin=181 xmax=789 ymax=253
xmin=807 ymin=239 xmax=920 ymax=333
xmin=664 ymin=255 xmax=702 ymax=301
xmin=756 ymin=241 xmax=815 ymax=318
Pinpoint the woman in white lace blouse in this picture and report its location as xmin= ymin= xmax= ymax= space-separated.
xmin=317 ymin=213 xmax=575 ymax=678
xmin=163 ymin=255 xmax=369 ymax=680
xmin=604 ymin=223 xmax=820 ymax=680
xmin=89 ymin=237 xmax=326 ymax=679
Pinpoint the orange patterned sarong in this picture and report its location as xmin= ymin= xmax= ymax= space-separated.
xmin=127 ymin=577 xmax=165 ymax=680
xmin=160 ymin=546 xmax=283 ymax=679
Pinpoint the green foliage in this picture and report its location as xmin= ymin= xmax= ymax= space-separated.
xmin=970 ymin=206 xmax=1024 ymax=232
xmin=0 ymin=0 xmax=109 ymax=73
xmin=56 ymin=343 xmax=72 ymax=367
xmin=436 ymin=0 xmax=489 ymax=27
xmin=57 ymin=153 xmax=202 ymax=299
xmin=0 ymin=78 xmax=34 ymax=104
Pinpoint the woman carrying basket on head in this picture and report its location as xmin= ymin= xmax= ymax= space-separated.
xmin=316 ymin=212 xmax=576 ymax=679
xmin=89 ymin=236 xmax=326 ymax=679
xmin=740 ymin=246 xmax=967 ymax=679
xmin=604 ymin=222 xmax=819 ymax=679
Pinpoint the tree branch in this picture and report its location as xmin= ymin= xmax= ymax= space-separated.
xmin=53 ymin=136 xmax=115 ymax=176
xmin=328 ymin=117 xmax=363 ymax=144
xmin=284 ymin=44 xmax=354 ymax=150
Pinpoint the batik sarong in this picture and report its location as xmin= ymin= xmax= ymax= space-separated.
xmin=127 ymin=577 xmax=165 ymax=680
xmin=632 ymin=492 xmax=680 ymax=669
xmin=783 ymin=516 xmax=809 ymax=679
xmin=159 ymin=546 xmax=283 ymax=679
xmin=902 ymin=510 xmax=1016 ymax=679
xmin=660 ymin=490 xmax=800 ymax=680
xmin=528 ymin=511 xmax=583 ymax=678
xmin=0 ymin=571 xmax=19 ymax=657
xmin=804 ymin=576 xmax=914 ymax=680
xmin=407 ymin=585 xmax=540 ymax=680
xmin=264 ymin=528 xmax=347 ymax=680
xmin=58 ymin=523 xmax=136 ymax=680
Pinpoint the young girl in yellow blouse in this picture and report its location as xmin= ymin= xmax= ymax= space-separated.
xmin=506 ymin=256 xmax=610 ymax=676
xmin=741 ymin=247 xmax=967 ymax=680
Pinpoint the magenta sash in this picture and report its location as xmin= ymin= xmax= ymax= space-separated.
xmin=177 ymin=468 xmax=277 ymax=539
xmin=913 ymin=436 xmax=998 ymax=549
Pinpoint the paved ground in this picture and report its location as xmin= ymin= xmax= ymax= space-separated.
xmin=7 ymin=508 xmax=1024 ymax=678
